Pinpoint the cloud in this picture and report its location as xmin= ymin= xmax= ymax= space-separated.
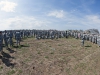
xmin=86 ymin=15 xmax=100 ymax=24
xmin=0 ymin=16 xmax=50 ymax=30
xmin=0 ymin=0 xmax=17 ymax=12
xmin=47 ymin=10 xmax=65 ymax=18
xmin=46 ymin=9 xmax=100 ymax=31
xmin=82 ymin=15 xmax=100 ymax=29
xmin=61 ymin=11 xmax=100 ymax=30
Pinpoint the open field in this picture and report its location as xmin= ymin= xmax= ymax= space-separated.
xmin=0 ymin=37 xmax=100 ymax=75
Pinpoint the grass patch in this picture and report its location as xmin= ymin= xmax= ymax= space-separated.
xmin=85 ymin=45 xmax=92 ymax=47
xmin=24 ymin=58 xmax=31 ymax=62
xmin=0 ymin=66 xmax=3 ymax=70
xmin=45 ymin=56 xmax=49 ymax=59
xmin=18 ymin=45 xmax=22 ymax=49
xmin=22 ymin=43 xmax=30 ymax=47
xmin=78 ymin=63 xmax=87 ymax=70
xmin=66 ymin=68 xmax=70 ymax=74
xmin=58 ymin=44 xmax=62 ymax=46
xmin=37 ymin=51 xmax=41 ymax=54
xmin=18 ymin=70 xmax=23 ymax=75
xmin=58 ymin=44 xmax=64 ymax=46
xmin=50 ymin=52 xmax=54 ymax=54
xmin=49 ymin=45 xmax=51 ymax=47
xmin=7 ymin=70 xmax=16 ymax=75
xmin=22 ymin=37 xmax=28 ymax=40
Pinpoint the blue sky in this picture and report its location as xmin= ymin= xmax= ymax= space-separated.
xmin=0 ymin=0 xmax=100 ymax=31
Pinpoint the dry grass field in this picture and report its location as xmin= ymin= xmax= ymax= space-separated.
xmin=0 ymin=37 xmax=100 ymax=75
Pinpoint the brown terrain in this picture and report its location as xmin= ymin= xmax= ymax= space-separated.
xmin=0 ymin=37 xmax=100 ymax=75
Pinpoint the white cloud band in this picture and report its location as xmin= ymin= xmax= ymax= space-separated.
xmin=0 ymin=16 xmax=50 ymax=30
xmin=0 ymin=1 xmax=17 ymax=12
xmin=47 ymin=10 xmax=64 ymax=18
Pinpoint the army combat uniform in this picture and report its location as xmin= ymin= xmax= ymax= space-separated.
xmin=3 ymin=30 xmax=9 ymax=49
xmin=8 ymin=31 xmax=13 ymax=47
xmin=81 ymin=37 xmax=84 ymax=46
xmin=0 ymin=31 xmax=3 ymax=52
xmin=15 ymin=31 xmax=21 ymax=46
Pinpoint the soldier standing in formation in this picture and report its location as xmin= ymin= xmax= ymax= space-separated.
xmin=15 ymin=31 xmax=21 ymax=47
xmin=66 ymin=31 xmax=68 ymax=38
xmin=3 ymin=30 xmax=9 ymax=49
xmin=81 ymin=36 xmax=85 ymax=46
xmin=0 ymin=31 xmax=3 ymax=53
xmin=8 ymin=30 xmax=13 ymax=47
xmin=0 ymin=29 xmax=99 ymax=49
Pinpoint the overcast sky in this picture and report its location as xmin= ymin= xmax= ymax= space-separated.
xmin=0 ymin=0 xmax=100 ymax=31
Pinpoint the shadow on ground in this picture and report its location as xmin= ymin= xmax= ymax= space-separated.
xmin=13 ymin=44 xmax=30 ymax=48
xmin=0 ymin=51 xmax=15 ymax=67
xmin=8 ymin=48 xmax=16 ymax=53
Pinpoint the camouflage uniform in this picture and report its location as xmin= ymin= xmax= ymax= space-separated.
xmin=81 ymin=37 xmax=84 ymax=46
xmin=66 ymin=31 xmax=68 ymax=38
xmin=8 ymin=31 xmax=13 ymax=47
xmin=3 ymin=30 xmax=9 ymax=49
xmin=0 ymin=31 xmax=3 ymax=52
xmin=20 ymin=31 xmax=23 ymax=39
xmin=15 ymin=31 xmax=21 ymax=46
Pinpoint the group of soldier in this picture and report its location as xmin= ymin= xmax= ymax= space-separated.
xmin=0 ymin=29 xmax=100 ymax=53
xmin=35 ymin=29 xmax=99 ymax=47
xmin=35 ymin=30 xmax=66 ymax=40
xmin=0 ymin=29 xmax=67 ymax=52
xmin=66 ymin=30 xmax=98 ymax=46
xmin=0 ymin=30 xmax=21 ymax=52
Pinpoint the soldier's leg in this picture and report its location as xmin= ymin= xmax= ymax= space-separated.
xmin=10 ymin=38 xmax=13 ymax=47
xmin=18 ymin=38 xmax=20 ymax=46
xmin=5 ymin=41 xmax=8 ymax=49
xmin=81 ymin=40 xmax=84 ymax=46
xmin=18 ymin=40 xmax=20 ymax=46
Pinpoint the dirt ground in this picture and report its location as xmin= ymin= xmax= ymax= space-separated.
xmin=0 ymin=37 xmax=100 ymax=75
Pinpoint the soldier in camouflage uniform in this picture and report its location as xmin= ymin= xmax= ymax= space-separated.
xmin=81 ymin=36 xmax=85 ymax=46
xmin=3 ymin=30 xmax=9 ymax=49
xmin=20 ymin=30 xmax=23 ymax=39
xmin=0 ymin=31 xmax=3 ymax=53
xmin=66 ymin=31 xmax=68 ymax=38
xmin=95 ymin=36 xmax=97 ymax=44
xmin=8 ymin=30 xmax=13 ymax=47
xmin=15 ymin=31 xmax=21 ymax=47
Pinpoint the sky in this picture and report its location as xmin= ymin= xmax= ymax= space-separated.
xmin=0 ymin=0 xmax=100 ymax=31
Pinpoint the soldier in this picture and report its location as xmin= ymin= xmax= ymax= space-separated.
xmin=81 ymin=36 xmax=85 ymax=46
xmin=97 ymin=36 xmax=100 ymax=47
xmin=20 ymin=30 xmax=23 ymax=39
xmin=66 ymin=31 xmax=68 ymax=38
xmin=15 ymin=31 xmax=21 ymax=47
xmin=55 ymin=31 xmax=59 ymax=39
xmin=0 ymin=31 xmax=3 ymax=53
xmin=95 ymin=36 xmax=97 ymax=44
xmin=3 ymin=30 xmax=9 ymax=49
xmin=51 ymin=31 xmax=55 ymax=40
xmin=8 ymin=30 xmax=13 ymax=47
xmin=92 ymin=36 xmax=95 ymax=44
xmin=90 ymin=36 xmax=93 ymax=42
xmin=86 ymin=35 xmax=89 ymax=41
xmin=23 ymin=31 xmax=27 ymax=38
xmin=75 ymin=32 xmax=78 ymax=39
